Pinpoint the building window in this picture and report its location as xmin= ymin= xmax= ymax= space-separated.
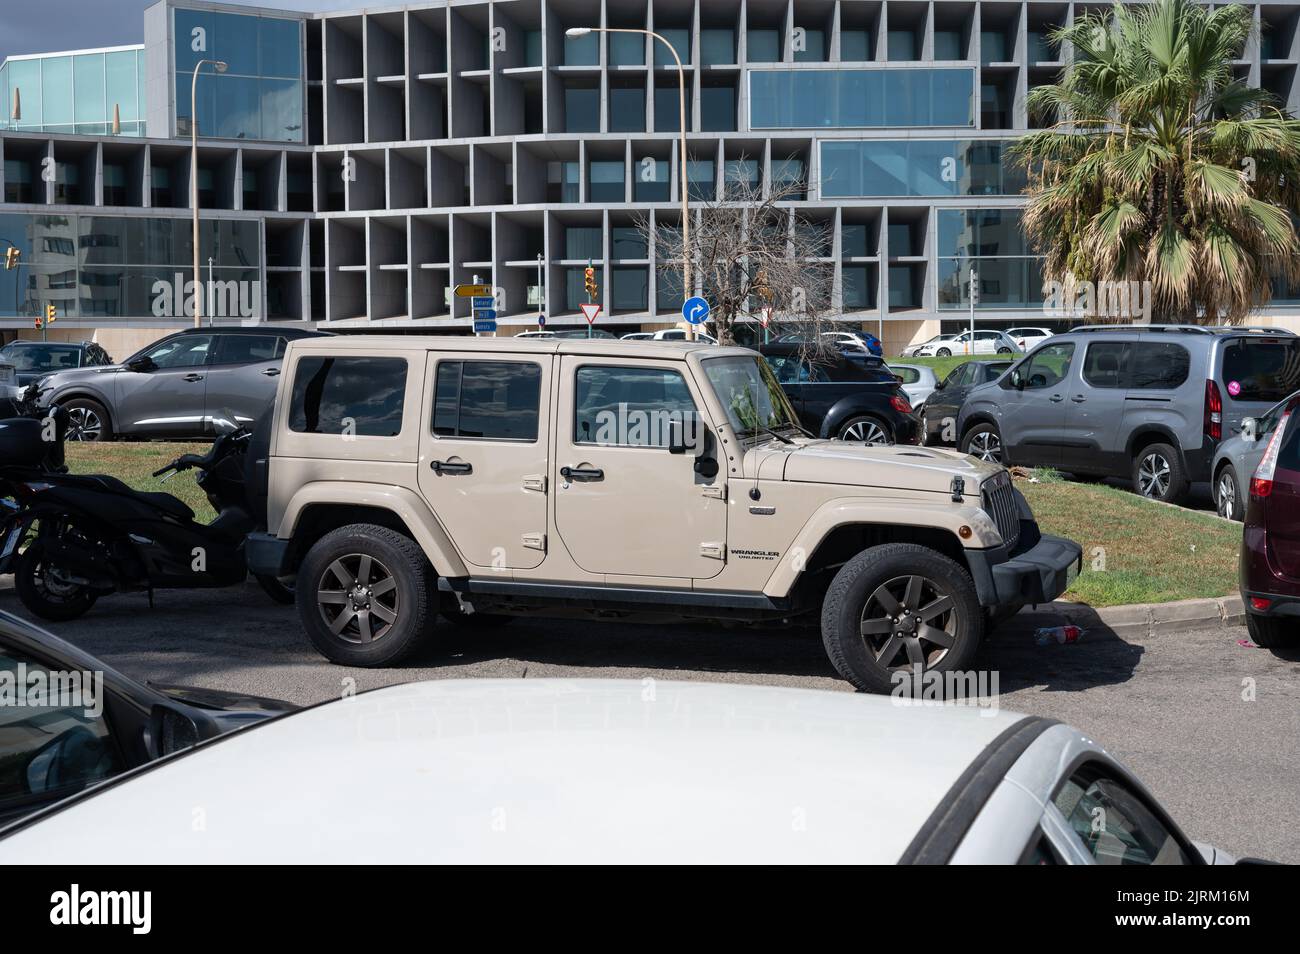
xmin=750 ymin=68 xmax=975 ymax=128
xmin=820 ymin=140 xmax=1025 ymax=197
xmin=700 ymin=30 xmax=736 ymax=66
xmin=565 ymin=227 xmax=602 ymax=261
xmin=748 ymin=30 xmax=781 ymax=63
xmin=612 ymin=267 xmax=649 ymax=310
xmin=634 ymin=156 xmax=671 ymax=202
xmin=654 ymin=85 xmax=692 ymax=132
xmin=547 ymin=162 xmax=581 ymax=203
xmin=936 ymin=209 xmax=1043 ymax=310
xmin=588 ymin=162 xmax=625 ymax=203
xmin=609 ymin=33 xmax=645 ymax=66
xmin=609 ymin=85 xmax=646 ymax=132
xmin=700 ymin=82 xmax=736 ymax=132
xmin=564 ymin=83 xmax=599 ymax=132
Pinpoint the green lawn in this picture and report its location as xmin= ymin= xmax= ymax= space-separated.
xmin=1020 ymin=472 xmax=1241 ymax=607
xmin=894 ymin=354 xmax=1012 ymax=381
xmin=64 ymin=445 xmax=1242 ymax=609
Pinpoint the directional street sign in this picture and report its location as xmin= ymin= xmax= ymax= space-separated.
xmin=473 ymin=319 xmax=497 ymax=333
xmin=682 ymin=296 xmax=710 ymax=325
xmin=455 ymin=284 xmax=492 ymax=298
xmin=471 ymin=296 xmax=496 ymax=311
xmin=474 ymin=309 xmax=498 ymax=322
xmin=579 ymin=303 xmax=602 ymax=325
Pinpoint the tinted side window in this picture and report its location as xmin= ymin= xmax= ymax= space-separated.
xmin=432 ymin=361 xmax=542 ymax=441
xmin=1130 ymin=343 xmax=1189 ymax=390
xmin=1023 ymin=343 xmax=1075 ymax=390
xmin=575 ymin=366 xmax=698 ymax=447
xmin=894 ymin=367 xmax=920 ymax=384
xmin=1220 ymin=339 xmax=1300 ymax=403
xmin=1082 ymin=342 xmax=1128 ymax=389
xmin=836 ymin=358 xmax=895 ymax=383
xmin=289 ymin=356 xmax=408 ymax=436
xmin=146 ymin=335 xmax=212 ymax=369
xmin=0 ymin=649 xmax=124 ymax=815
xmin=213 ymin=334 xmax=280 ymax=365
xmin=1053 ymin=765 xmax=1195 ymax=865
xmin=947 ymin=363 xmax=974 ymax=388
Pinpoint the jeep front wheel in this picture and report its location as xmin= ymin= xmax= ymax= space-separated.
xmin=821 ymin=544 xmax=982 ymax=695
xmin=297 ymin=524 xmax=433 ymax=667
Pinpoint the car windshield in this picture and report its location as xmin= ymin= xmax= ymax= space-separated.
xmin=1221 ymin=338 xmax=1300 ymax=403
xmin=702 ymin=355 xmax=800 ymax=437
xmin=2 ymin=345 xmax=81 ymax=372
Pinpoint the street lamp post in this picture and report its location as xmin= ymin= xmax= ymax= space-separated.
xmin=566 ymin=27 xmax=693 ymax=339
xmin=190 ymin=59 xmax=227 ymax=329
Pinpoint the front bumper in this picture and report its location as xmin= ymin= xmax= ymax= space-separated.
xmin=246 ymin=531 xmax=291 ymax=577
xmin=967 ymin=531 xmax=1083 ymax=609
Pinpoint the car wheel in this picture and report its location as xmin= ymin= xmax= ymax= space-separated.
xmin=1133 ymin=443 xmax=1189 ymax=504
xmin=837 ymin=415 xmax=893 ymax=445
xmin=936 ymin=348 xmax=952 ymax=358
xmin=14 ymin=543 xmax=98 ymax=621
xmin=1247 ymin=613 xmax=1298 ymax=649
xmin=821 ymin=543 xmax=982 ymax=695
xmin=997 ymin=347 xmax=1014 ymax=354
xmin=961 ymin=423 xmax=1003 ymax=463
xmin=63 ymin=398 xmax=113 ymax=442
xmin=297 ymin=524 xmax=434 ymax=667
xmin=1215 ymin=465 xmax=1243 ymax=522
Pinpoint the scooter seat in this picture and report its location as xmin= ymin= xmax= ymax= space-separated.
xmin=60 ymin=474 xmax=195 ymax=521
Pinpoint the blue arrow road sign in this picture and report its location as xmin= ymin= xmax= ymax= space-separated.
xmin=474 ymin=318 xmax=498 ymax=333
xmin=537 ymin=314 xmax=546 ymax=327
xmin=472 ymin=296 xmax=496 ymax=311
xmin=682 ymin=296 xmax=710 ymax=325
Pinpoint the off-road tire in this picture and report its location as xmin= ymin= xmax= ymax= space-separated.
xmin=297 ymin=524 xmax=434 ymax=667
xmin=821 ymin=543 xmax=983 ymax=696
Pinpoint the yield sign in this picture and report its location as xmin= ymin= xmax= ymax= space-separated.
xmin=579 ymin=303 xmax=602 ymax=325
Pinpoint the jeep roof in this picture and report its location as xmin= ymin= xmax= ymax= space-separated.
xmin=286 ymin=334 xmax=733 ymax=360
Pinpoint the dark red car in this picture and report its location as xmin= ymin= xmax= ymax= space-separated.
xmin=1241 ymin=393 xmax=1300 ymax=649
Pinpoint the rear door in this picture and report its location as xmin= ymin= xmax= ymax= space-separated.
xmin=416 ymin=355 xmax=552 ymax=571
xmin=1217 ymin=336 xmax=1300 ymax=439
xmin=927 ymin=362 xmax=975 ymax=442
xmin=203 ymin=334 xmax=286 ymax=429
xmin=1058 ymin=340 xmax=1130 ymax=474
xmin=113 ymin=334 xmax=212 ymax=436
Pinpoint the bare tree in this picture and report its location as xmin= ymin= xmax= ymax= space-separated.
xmin=637 ymin=171 xmax=838 ymax=348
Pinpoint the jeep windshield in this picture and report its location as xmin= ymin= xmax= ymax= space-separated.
xmin=701 ymin=355 xmax=801 ymax=439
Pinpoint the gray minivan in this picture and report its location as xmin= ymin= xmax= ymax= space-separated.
xmin=956 ymin=325 xmax=1300 ymax=503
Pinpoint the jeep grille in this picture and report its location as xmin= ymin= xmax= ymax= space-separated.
xmin=981 ymin=471 xmax=1021 ymax=550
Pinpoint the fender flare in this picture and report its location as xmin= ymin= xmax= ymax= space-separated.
xmin=278 ymin=481 xmax=468 ymax=578
xmin=762 ymin=497 xmax=999 ymax=599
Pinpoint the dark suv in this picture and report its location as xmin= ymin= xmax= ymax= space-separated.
xmin=760 ymin=343 xmax=918 ymax=445
xmin=957 ymin=325 xmax=1300 ymax=503
xmin=0 ymin=340 xmax=114 ymax=386
xmin=1241 ymin=392 xmax=1300 ymax=649
xmin=38 ymin=326 xmax=330 ymax=441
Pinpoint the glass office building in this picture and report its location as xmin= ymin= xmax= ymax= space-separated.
xmin=2 ymin=0 xmax=1300 ymax=350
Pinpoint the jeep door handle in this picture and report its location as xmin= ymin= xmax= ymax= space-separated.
xmin=1049 ymin=394 xmax=1064 ymax=403
xmin=431 ymin=460 xmax=473 ymax=475
xmin=261 ymin=367 xmax=280 ymax=377
xmin=560 ymin=466 xmax=604 ymax=482
xmin=183 ymin=373 xmax=204 ymax=382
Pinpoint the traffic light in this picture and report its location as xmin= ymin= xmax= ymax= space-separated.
xmin=34 ymin=316 xmax=42 ymax=331
xmin=583 ymin=265 xmax=597 ymax=302
xmin=45 ymin=303 xmax=57 ymax=324
xmin=3 ymin=246 xmax=19 ymax=270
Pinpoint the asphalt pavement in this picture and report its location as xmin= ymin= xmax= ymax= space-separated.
xmin=2 ymin=578 xmax=1296 ymax=863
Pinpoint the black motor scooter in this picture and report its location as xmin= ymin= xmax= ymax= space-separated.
xmin=0 ymin=409 xmax=293 ymax=621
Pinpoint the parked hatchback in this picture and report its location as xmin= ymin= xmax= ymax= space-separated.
xmin=760 ymin=343 xmax=918 ymax=444
xmin=37 ymin=326 xmax=330 ymax=441
xmin=921 ymin=359 xmax=1014 ymax=447
xmin=957 ymin=325 xmax=1300 ymax=504
xmin=913 ymin=330 xmax=1021 ymax=357
xmin=1212 ymin=392 xmax=1298 ymax=520
xmin=1241 ymin=392 xmax=1300 ymax=649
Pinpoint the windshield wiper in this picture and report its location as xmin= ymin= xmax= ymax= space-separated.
xmin=740 ymin=422 xmax=795 ymax=444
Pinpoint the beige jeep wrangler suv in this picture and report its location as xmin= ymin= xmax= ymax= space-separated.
xmin=245 ymin=336 xmax=1081 ymax=693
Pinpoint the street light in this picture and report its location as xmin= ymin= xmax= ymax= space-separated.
xmin=190 ymin=58 xmax=227 ymax=329
xmin=567 ymin=27 xmax=695 ymax=339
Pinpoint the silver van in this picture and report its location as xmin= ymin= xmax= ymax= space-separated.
xmin=956 ymin=325 xmax=1300 ymax=503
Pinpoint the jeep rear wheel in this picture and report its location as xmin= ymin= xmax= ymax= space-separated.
xmin=821 ymin=544 xmax=982 ymax=695
xmin=297 ymin=524 xmax=433 ymax=667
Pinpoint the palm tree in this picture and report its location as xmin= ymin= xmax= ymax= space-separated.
xmin=1013 ymin=0 xmax=1300 ymax=323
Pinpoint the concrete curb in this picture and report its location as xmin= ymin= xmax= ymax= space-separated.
xmin=1004 ymin=594 xmax=1245 ymax=641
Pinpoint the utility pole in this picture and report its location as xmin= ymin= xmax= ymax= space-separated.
xmin=968 ymin=266 xmax=978 ymax=355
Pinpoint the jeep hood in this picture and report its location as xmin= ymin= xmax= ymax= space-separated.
xmin=746 ymin=440 xmax=1002 ymax=494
